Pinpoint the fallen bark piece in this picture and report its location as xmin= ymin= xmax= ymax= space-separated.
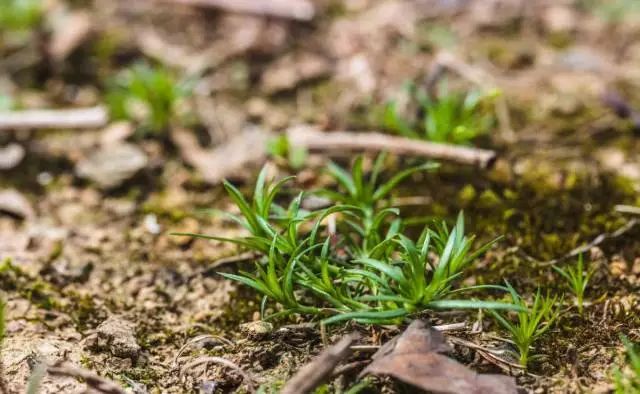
xmin=281 ymin=333 xmax=359 ymax=394
xmin=0 ymin=189 xmax=35 ymax=219
xmin=76 ymin=143 xmax=148 ymax=189
xmin=171 ymin=126 xmax=270 ymax=184
xmin=287 ymin=126 xmax=497 ymax=169
xmin=160 ymin=0 xmax=315 ymax=21
xmin=0 ymin=143 xmax=25 ymax=169
xmin=361 ymin=320 xmax=517 ymax=394
xmin=0 ymin=106 xmax=108 ymax=130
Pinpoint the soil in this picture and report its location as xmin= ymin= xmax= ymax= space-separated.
xmin=1 ymin=1 xmax=640 ymax=393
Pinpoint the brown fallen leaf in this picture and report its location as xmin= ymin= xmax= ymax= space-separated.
xmin=360 ymin=320 xmax=517 ymax=394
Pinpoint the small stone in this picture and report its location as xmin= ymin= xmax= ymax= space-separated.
xmin=143 ymin=214 xmax=161 ymax=235
xmin=76 ymin=143 xmax=147 ymax=189
xmin=0 ymin=143 xmax=25 ymax=170
xmin=94 ymin=316 xmax=141 ymax=359
xmin=0 ymin=189 xmax=35 ymax=219
xmin=240 ymin=320 xmax=273 ymax=340
xmin=609 ymin=255 xmax=627 ymax=277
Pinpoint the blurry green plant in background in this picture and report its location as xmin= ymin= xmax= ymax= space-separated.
xmin=106 ymin=63 xmax=193 ymax=135
xmin=381 ymin=81 xmax=498 ymax=145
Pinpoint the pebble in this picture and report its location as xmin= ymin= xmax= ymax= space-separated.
xmin=76 ymin=143 xmax=148 ymax=189
xmin=94 ymin=316 xmax=141 ymax=359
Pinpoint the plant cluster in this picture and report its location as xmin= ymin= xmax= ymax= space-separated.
xmin=106 ymin=63 xmax=192 ymax=134
xmin=381 ymin=81 xmax=498 ymax=145
xmin=177 ymin=155 xmax=522 ymax=325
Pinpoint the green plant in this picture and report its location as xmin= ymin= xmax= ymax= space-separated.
xmin=176 ymin=159 xmax=522 ymax=325
xmin=488 ymin=282 xmax=562 ymax=367
xmin=553 ymin=254 xmax=594 ymax=315
xmin=106 ymin=63 xmax=192 ymax=133
xmin=0 ymin=0 xmax=42 ymax=33
xmin=613 ymin=336 xmax=640 ymax=393
xmin=382 ymin=81 xmax=497 ymax=145
xmin=317 ymin=154 xmax=438 ymax=258
xmin=267 ymin=134 xmax=308 ymax=169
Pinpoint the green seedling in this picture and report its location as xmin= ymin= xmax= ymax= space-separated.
xmin=553 ymin=254 xmax=594 ymax=315
xmin=267 ymin=134 xmax=308 ymax=169
xmin=174 ymin=166 xmax=308 ymax=256
xmin=613 ymin=336 xmax=640 ymax=393
xmin=317 ymin=154 xmax=438 ymax=257
xmin=179 ymin=161 xmax=522 ymax=325
xmin=382 ymin=81 xmax=497 ymax=145
xmin=106 ymin=63 xmax=192 ymax=133
xmin=489 ymin=282 xmax=562 ymax=367
xmin=0 ymin=0 xmax=42 ymax=33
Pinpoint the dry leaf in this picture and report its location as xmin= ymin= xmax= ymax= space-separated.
xmin=361 ymin=321 xmax=517 ymax=394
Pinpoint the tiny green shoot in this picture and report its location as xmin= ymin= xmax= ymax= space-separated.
xmin=613 ymin=335 xmax=640 ymax=393
xmin=488 ymin=282 xmax=562 ymax=367
xmin=553 ymin=254 xmax=594 ymax=316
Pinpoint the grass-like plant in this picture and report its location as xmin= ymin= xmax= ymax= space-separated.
xmin=176 ymin=158 xmax=523 ymax=325
xmin=106 ymin=63 xmax=192 ymax=134
xmin=382 ymin=81 xmax=497 ymax=145
xmin=613 ymin=336 xmax=640 ymax=393
xmin=488 ymin=282 xmax=562 ymax=367
xmin=553 ymin=254 xmax=594 ymax=316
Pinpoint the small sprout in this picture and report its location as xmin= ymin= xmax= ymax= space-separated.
xmin=488 ymin=282 xmax=562 ymax=367
xmin=266 ymin=134 xmax=308 ymax=169
xmin=106 ymin=63 xmax=192 ymax=134
xmin=382 ymin=81 xmax=497 ymax=145
xmin=553 ymin=254 xmax=594 ymax=315
xmin=613 ymin=335 xmax=640 ymax=393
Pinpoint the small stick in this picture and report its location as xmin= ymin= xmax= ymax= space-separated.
xmin=0 ymin=106 xmax=108 ymax=130
xmin=281 ymin=333 xmax=359 ymax=394
xmin=159 ymin=0 xmax=315 ymax=21
xmin=287 ymin=126 xmax=497 ymax=169
xmin=538 ymin=219 xmax=638 ymax=266
xmin=46 ymin=362 xmax=126 ymax=394
xmin=615 ymin=205 xmax=640 ymax=215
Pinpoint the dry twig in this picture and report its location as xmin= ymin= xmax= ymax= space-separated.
xmin=287 ymin=126 xmax=497 ymax=169
xmin=46 ymin=362 xmax=126 ymax=394
xmin=159 ymin=0 xmax=315 ymax=20
xmin=0 ymin=106 xmax=108 ymax=130
xmin=281 ymin=333 xmax=359 ymax=394
xmin=538 ymin=219 xmax=638 ymax=266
